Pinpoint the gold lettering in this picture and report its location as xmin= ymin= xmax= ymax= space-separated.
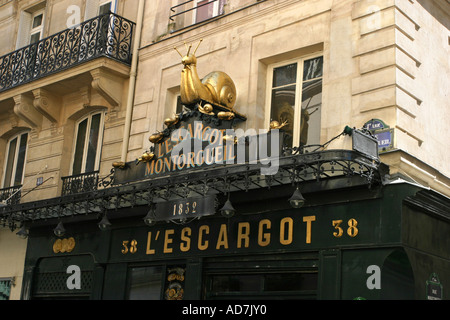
xmin=332 ymin=220 xmax=343 ymax=238
xmin=347 ymin=218 xmax=358 ymax=237
xmin=216 ymin=224 xmax=229 ymax=249
xmin=165 ymin=139 xmax=173 ymax=154
xmin=303 ymin=215 xmax=316 ymax=244
xmin=198 ymin=225 xmax=209 ymax=250
xmin=215 ymin=146 xmax=223 ymax=163
xmin=258 ymin=219 xmax=271 ymax=247
xmin=237 ymin=222 xmax=250 ymax=248
xmin=163 ymin=229 xmax=174 ymax=253
xmin=146 ymin=232 xmax=155 ymax=255
xmin=194 ymin=122 xmax=203 ymax=140
xmin=187 ymin=152 xmax=196 ymax=168
xmin=180 ymin=227 xmax=191 ymax=252
xmin=280 ymin=217 xmax=293 ymax=245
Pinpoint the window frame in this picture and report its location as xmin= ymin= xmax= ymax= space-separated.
xmin=70 ymin=111 xmax=106 ymax=176
xmin=265 ymin=53 xmax=324 ymax=148
xmin=193 ymin=0 xmax=221 ymax=24
xmin=99 ymin=0 xmax=117 ymax=15
xmin=29 ymin=9 xmax=45 ymax=44
xmin=2 ymin=132 xmax=29 ymax=189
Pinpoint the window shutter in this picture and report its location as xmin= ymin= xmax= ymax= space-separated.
xmin=16 ymin=11 xmax=32 ymax=49
xmin=84 ymin=0 xmax=99 ymax=21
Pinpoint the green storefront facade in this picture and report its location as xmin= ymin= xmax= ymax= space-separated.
xmin=3 ymin=103 xmax=448 ymax=300
xmin=18 ymin=176 xmax=450 ymax=300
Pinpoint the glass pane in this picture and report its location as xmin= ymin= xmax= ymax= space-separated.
xmin=32 ymin=14 xmax=43 ymax=28
xmin=4 ymin=137 xmax=18 ymax=188
xmin=273 ymin=63 xmax=297 ymax=88
xmin=99 ymin=3 xmax=112 ymax=15
xmin=14 ymin=133 xmax=28 ymax=186
xmin=270 ymin=85 xmax=296 ymax=148
xmin=72 ymin=119 xmax=88 ymax=175
xmin=30 ymin=32 xmax=41 ymax=44
xmin=264 ymin=273 xmax=318 ymax=291
xmin=85 ymin=113 xmax=101 ymax=173
xmin=211 ymin=274 xmax=261 ymax=292
xmin=0 ymin=280 xmax=11 ymax=300
xmin=303 ymin=57 xmax=323 ymax=81
xmin=196 ymin=0 xmax=214 ymax=23
xmin=300 ymin=79 xmax=322 ymax=146
xmin=128 ymin=266 xmax=163 ymax=300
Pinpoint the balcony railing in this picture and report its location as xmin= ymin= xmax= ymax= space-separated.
xmin=0 ymin=12 xmax=135 ymax=93
xmin=61 ymin=171 xmax=99 ymax=196
xmin=169 ymin=0 xmax=224 ymax=30
xmin=0 ymin=185 xmax=22 ymax=205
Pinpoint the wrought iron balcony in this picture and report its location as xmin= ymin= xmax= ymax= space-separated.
xmin=0 ymin=13 xmax=135 ymax=93
xmin=0 ymin=185 xmax=22 ymax=205
xmin=169 ymin=0 xmax=224 ymax=31
xmin=61 ymin=171 xmax=99 ymax=196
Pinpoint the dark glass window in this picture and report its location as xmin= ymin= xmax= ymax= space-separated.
xmin=269 ymin=56 xmax=323 ymax=149
xmin=72 ymin=112 xmax=104 ymax=175
xmin=3 ymin=132 xmax=28 ymax=188
xmin=127 ymin=266 xmax=163 ymax=300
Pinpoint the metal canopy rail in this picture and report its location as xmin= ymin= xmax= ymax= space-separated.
xmin=0 ymin=150 xmax=385 ymax=229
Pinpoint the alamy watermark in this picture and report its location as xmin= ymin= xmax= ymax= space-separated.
xmin=168 ymin=121 xmax=281 ymax=175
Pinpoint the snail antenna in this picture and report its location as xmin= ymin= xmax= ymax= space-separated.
xmin=186 ymin=44 xmax=192 ymax=56
xmin=193 ymin=39 xmax=203 ymax=55
xmin=174 ymin=46 xmax=183 ymax=57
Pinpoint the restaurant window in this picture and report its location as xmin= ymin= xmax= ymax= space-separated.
xmin=127 ymin=265 xmax=186 ymax=300
xmin=204 ymin=271 xmax=318 ymax=299
xmin=266 ymin=55 xmax=323 ymax=149
xmin=127 ymin=266 xmax=164 ymax=300
xmin=0 ymin=280 xmax=12 ymax=300
xmin=71 ymin=111 xmax=105 ymax=175
xmin=2 ymin=132 xmax=28 ymax=188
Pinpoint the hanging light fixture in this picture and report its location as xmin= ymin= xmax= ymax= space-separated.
xmin=220 ymin=196 xmax=235 ymax=218
xmin=98 ymin=213 xmax=112 ymax=231
xmin=53 ymin=221 xmax=66 ymax=237
xmin=288 ymin=187 xmax=305 ymax=208
xmin=16 ymin=224 xmax=29 ymax=239
xmin=143 ymin=204 xmax=156 ymax=226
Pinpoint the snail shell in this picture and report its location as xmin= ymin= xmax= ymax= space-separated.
xmin=201 ymin=71 xmax=236 ymax=110
xmin=217 ymin=111 xmax=235 ymax=120
xmin=149 ymin=132 xmax=164 ymax=144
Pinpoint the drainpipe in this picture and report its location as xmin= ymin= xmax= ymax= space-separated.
xmin=121 ymin=0 xmax=145 ymax=163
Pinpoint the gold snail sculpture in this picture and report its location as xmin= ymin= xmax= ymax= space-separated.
xmin=175 ymin=39 xmax=237 ymax=110
xmin=269 ymin=119 xmax=289 ymax=131
xmin=136 ymin=151 xmax=155 ymax=164
xmin=164 ymin=114 xmax=180 ymax=127
xmin=149 ymin=131 xmax=164 ymax=144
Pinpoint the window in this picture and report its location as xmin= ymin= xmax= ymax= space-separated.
xmin=194 ymin=0 xmax=224 ymax=24
xmin=266 ymin=56 xmax=323 ymax=149
xmin=71 ymin=112 xmax=105 ymax=175
xmin=16 ymin=6 xmax=46 ymax=49
xmin=29 ymin=10 xmax=44 ymax=44
xmin=0 ymin=280 xmax=12 ymax=300
xmin=127 ymin=266 xmax=164 ymax=300
xmin=85 ymin=0 xmax=116 ymax=21
xmin=3 ymin=132 xmax=28 ymax=188
xmin=204 ymin=271 xmax=318 ymax=299
xmin=99 ymin=0 xmax=116 ymax=15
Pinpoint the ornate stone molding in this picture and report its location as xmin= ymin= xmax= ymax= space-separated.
xmin=90 ymin=68 xmax=125 ymax=109
xmin=13 ymin=94 xmax=42 ymax=128
xmin=32 ymin=89 xmax=61 ymax=123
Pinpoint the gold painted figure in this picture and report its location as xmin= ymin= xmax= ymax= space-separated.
xmin=175 ymin=39 xmax=237 ymax=110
